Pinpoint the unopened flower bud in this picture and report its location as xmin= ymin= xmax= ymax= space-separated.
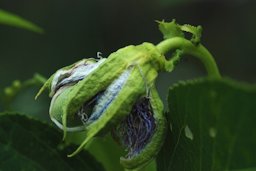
xmin=37 ymin=42 xmax=167 ymax=169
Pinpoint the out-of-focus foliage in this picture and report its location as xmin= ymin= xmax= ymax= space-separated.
xmin=66 ymin=132 xmax=156 ymax=171
xmin=1 ymin=1 xmax=256 ymax=171
xmin=0 ymin=113 xmax=105 ymax=171
xmin=0 ymin=9 xmax=43 ymax=33
xmin=0 ymin=74 xmax=48 ymax=121
xmin=157 ymin=78 xmax=256 ymax=171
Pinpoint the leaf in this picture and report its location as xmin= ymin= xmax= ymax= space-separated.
xmin=0 ymin=113 xmax=105 ymax=171
xmin=0 ymin=9 xmax=44 ymax=33
xmin=66 ymin=132 xmax=125 ymax=171
xmin=66 ymin=130 xmax=157 ymax=171
xmin=157 ymin=78 xmax=256 ymax=171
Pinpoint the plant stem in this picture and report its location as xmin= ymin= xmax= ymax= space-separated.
xmin=2 ymin=73 xmax=47 ymax=109
xmin=156 ymin=37 xmax=221 ymax=78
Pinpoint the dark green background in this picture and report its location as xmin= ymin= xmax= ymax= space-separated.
xmin=1 ymin=1 xmax=256 ymax=170
xmin=1 ymin=0 xmax=256 ymax=97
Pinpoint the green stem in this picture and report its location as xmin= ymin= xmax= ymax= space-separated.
xmin=2 ymin=73 xmax=47 ymax=109
xmin=156 ymin=37 xmax=221 ymax=78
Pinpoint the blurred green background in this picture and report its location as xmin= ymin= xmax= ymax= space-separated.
xmin=0 ymin=1 xmax=256 ymax=170
xmin=1 ymin=0 xmax=256 ymax=102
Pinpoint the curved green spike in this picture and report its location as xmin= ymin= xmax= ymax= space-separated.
xmin=35 ymin=75 xmax=54 ymax=100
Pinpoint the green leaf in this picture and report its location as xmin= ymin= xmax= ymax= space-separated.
xmin=0 ymin=9 xmax=44 ymax=33
xmin=66 ymin=132 xmax=125 ymax=171
xmin=66 ymin=130 xmax=157 ymax=171
xmin=157 ymin=78 xmax=256 ymax=171
xmin=0 ymin=113 xmax=105 ymax=171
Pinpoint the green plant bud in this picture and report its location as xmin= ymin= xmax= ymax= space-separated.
xmin=37 ymin=42 xmax=167 ymax=169
xmin=35 ymin=20 xmax=222 ymax=170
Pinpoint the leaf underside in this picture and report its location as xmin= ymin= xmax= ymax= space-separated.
xmin=0 ymin=113 xmax=105 ymax=171
xmin=157 ymin=78 xmax=256 ymax=171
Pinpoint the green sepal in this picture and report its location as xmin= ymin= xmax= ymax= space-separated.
xmin=35 ymin=74 xmax=54 ymax=99
xmin=67 ymin=67 xmax=145 ymax=156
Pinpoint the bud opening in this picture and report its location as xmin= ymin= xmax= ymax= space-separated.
xmin=112 ymin=97 xmax=156 ymax=158
xmin=50 ymin=60 xmax=133 ymax=132
xmin=50 ymin=58 xmax=106 ymax=97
